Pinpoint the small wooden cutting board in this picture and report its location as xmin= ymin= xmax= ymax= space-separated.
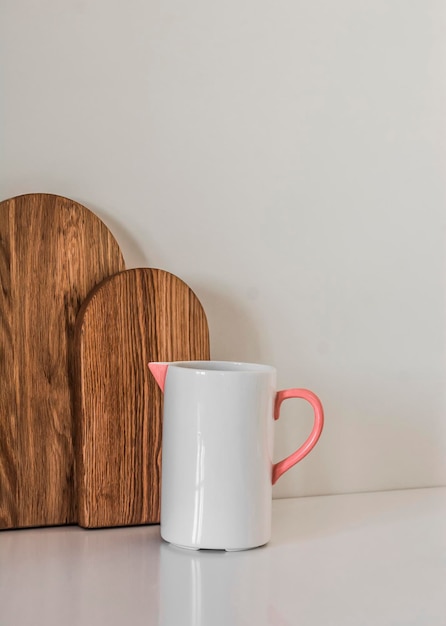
xmin=0 ymin=193 xmax=125 ymax=529
xmin=74 ymin=268 xmax=210 ymax=528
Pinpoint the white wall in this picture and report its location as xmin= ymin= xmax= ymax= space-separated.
xmin=1 ymin=0 xmax=445 ymax=498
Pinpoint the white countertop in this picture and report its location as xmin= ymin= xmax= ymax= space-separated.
xmin=1 ymin=487 xmax=445 ymax=626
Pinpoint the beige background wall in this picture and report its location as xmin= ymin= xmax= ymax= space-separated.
xmin=1 ymin=0 xmax=445 ymax=497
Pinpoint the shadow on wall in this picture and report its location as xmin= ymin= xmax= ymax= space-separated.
xmin=273 ymin=372 xmax=446 ymax=499
xmin=85 ymin=204 xmax=151 ymax=268
xmin=182 ymin=283 xmax=334 ymax=500
xmin=193 ymin=283 xmax=271 ymax=364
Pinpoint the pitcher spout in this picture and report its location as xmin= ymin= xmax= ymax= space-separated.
xmin=148 ymin=362 xmax=169 ymax=392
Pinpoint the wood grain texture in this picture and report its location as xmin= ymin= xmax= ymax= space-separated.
xmin=0 ymin=194 xmax=125 ymax=529
xmin=74 ymin=268 xmax=210 ymax=528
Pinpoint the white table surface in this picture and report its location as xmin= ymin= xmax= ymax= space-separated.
xmin=1 ymin=487 xmax=445 ymax=626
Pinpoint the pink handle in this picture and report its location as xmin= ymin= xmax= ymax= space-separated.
xmin=272 ymin=388 xmax=324 ymax=485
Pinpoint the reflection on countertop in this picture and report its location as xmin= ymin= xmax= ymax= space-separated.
xmin=1 ymin=488 xmax=445 ymax=626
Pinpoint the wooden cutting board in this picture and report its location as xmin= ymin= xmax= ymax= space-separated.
xmin=0 ymin=193 xmax=125 ymax=529
xmin=74 ymin=268 xmax=210 ymax=528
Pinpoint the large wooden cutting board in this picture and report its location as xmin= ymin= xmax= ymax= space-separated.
xmin=0 ymin=193 xmax=125 ymax=529
xmin=74 ymin=268 xmax=210 ymax=528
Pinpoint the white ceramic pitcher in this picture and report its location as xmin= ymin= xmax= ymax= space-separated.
xmin=149 ymin=360 xmax=324 ymax=551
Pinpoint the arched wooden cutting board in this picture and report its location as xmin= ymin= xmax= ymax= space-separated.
xmin=74 ymin=268 xmax=210 ymax=528
xmin=0 ymin=194 xmax=125 ymax=529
